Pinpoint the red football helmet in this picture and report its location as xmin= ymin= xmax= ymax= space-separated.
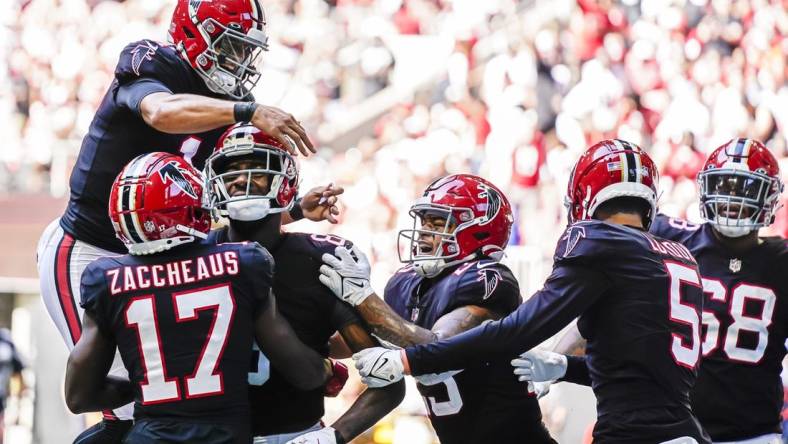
xmin=698 ymin=138 xmax=783 ymax=237
xmin=204 ymin=123 xmax=298 ymax=221
xmin=110 ymin=152 xmax=211 ymax=255
xmin=398 ymin=174 xmax=514 ymax=277
xmin=565 ymin=139 xmax=659 ymax=228
xmin=169 ymin=0 xmax=268 ymax=99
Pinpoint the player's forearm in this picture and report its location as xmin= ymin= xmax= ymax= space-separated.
xmin=142 ymin=93 xmax=236 ymax=134
xmin=357 ymin=295 xmax=437 ymax=347
xmin=331 ymin=380 xmax=406 ymax=442
xmin=65 ymin=376 xmax=134 ymax=414
xmin=552 ymin=322 xmax=587 ymax=356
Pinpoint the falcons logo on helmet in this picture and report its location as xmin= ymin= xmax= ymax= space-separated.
xmin=477 ymin=267 xmax=502 ymax=300
xmin=159 ymin=161 xmax=198 ymax=199
xmin=478 ymin=184 xmax=502 ymax=224
xmin=131 ymin=41 xmax=158 ymax=76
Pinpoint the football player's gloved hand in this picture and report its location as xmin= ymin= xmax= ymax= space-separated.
xmin=414 ymin=370 xmax=461 ymax=386
xmin=285 ymin=427 xmax=345 ymax=444
xmin=527 ymin=380 xmax=552 ymax=399
xmin=353 ymin=347 xmax=404 ymax=388
xmin=319 ymin=246 xmax=374 ymax=306
xmin=324 ymin=359 xmax=349 ymax=397
xmin=511 ymin=349 xmax=567 ymax=382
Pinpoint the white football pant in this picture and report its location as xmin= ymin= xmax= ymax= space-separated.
xmin=36 ymin=218 xmax=133 ymax=421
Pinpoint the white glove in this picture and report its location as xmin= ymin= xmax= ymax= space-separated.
xmin=414 ymin=369 xmax=462 ymax=386
xmin=319 ymin=246 xmax=374 ymax=306
xmin=511 ymin=349 xmax=567 ymax=382
xmin=285 ymin=427 xmax=339 ymax=444
xmin=526 ymin=380 xmax=552 ymax=399
xmin=353 ymin=347 xmax=404 ymax=388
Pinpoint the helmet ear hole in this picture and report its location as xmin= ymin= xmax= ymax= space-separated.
xmin=473 ymin=232 xmax=490 ymax=241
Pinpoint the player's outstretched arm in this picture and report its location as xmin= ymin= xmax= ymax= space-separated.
xmin=137 ymin=92 xmax=314 ymax=155
xmin=64 ymin=313 xmax=134 ymax=414
xmin=254 ymin=296 xmax=331 ymax=390
xmin=319 ymin=245 xmax=442 ymax=347
xmin=402 ymin=264 xmax=610 ymax=377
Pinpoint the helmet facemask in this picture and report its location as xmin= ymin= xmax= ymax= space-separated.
xmin=193 ymin=17 xmax=268 ymax=99
xmin=698 ymin=167 xmax=783 ymax=238
xmin=398 ymin=203 xmax=475 ymax=278
xmin=204 ymin=144 xmax=297 ymax=222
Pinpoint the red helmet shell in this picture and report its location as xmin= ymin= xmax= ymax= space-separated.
xmin=169 ymin=0 xmax=268 ymax=98
xmin=398 ymin=174 xmax=514 ymax=275
xmin=109 ymin=152 xmax=210 ymax=254
xmin=566 ymin=139 xmax=659 ymax=227
xmin=702 ymin=138 xmax=780 ymax=177
xmin=698 ymin=138 xmax=783 ymax=231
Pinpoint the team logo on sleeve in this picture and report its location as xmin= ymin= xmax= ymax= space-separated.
xmin=158 ymin=161 xmax=198 ymax=199
xmin=561 ymin=225 xmax=586 ymax=257
xmin=131 ymin=41 xmax=158 ymax=76
xmin=477 ymin=268 xmax=502 ymax=300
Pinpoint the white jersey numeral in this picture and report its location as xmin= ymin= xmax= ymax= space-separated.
xmin=723 ymin=285 xmax=776 ymax=363
xmin=125 ymin=284 xmax=236 ymax=404
xmin=125 ymin=296 xmax=180 ymax=404
xmin=424 ymin=376 xmax=464 ymax=416
xmin=173 ymin=284 xmax=236 ymax=397
xmin=698 ymin=279 xmax=776 ymax=364
xmin=665 ymin=262 xmax=702 ymax=368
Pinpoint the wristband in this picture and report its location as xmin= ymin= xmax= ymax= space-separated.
xmin=233 ymin=102 xmax=258 ymax=123
xmin=289 ymin=197 xmax=304 ymax=221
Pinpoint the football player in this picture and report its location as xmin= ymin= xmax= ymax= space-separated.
xmin=202 ymin=123 xmax=405 ymax=444
xmin=529 ymin=138 xmax=787 ymax=444
xmin=343 ymin=140 xmax=712 ymax=443
xmin=651 ymin=138 xmax=786 ymax=443
xmin=316 ymin=174 xmax=555 ymax=443
xmin=64 ymin=152 xmax=332 ymax=444
xmin=35 ymin=0 xmax=329 ymax=440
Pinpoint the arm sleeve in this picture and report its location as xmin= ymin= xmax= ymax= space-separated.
xmin=405 ymin=263 xmax=611 ymax=375
xmin=116 ymin=78 xmax=172 ymax=116
xmin=561 ymin=355 xmax=591 ymax=386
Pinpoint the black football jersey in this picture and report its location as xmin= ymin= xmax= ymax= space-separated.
xmin=384 ymin=260 xmax=551 ymax=444
xmin=61 ymin=39 xmax=235 ymax=253
xmin=652 ymin=214 xmax=788 ymax=441
xmin=208 ymin=228 xmax=360 ymax=436
xmin=79 ymin=240 xmax=273 ymax=439
xmin=405 ymin=221 xmax=710 ymax=444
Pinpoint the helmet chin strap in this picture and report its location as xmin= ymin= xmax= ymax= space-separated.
xmin=412 ymin=254 xmax=476 ymax=278
xmin=712 ymin=221 xmax=752 ymax=238
xmin=227 ymin=199 xmax=271 ymax=221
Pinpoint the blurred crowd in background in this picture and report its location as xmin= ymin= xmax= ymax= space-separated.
xmin=2 ymin=0 xmax=788 ymax=441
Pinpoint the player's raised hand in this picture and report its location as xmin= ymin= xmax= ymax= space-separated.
xmin=511 ymin=349 xmax=567 ymax=382
xmin=300 ymin=183 xmax=344 ymax=224
xmin=352 ymin=347 xmax=404 ymax=388
xmin=250 ymin=104 xmax=315 ymax=156
xmin=285 ymin=426 xmax=344 ymax=444
xmin=319 ymin=246 xmax=373 ymax=306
